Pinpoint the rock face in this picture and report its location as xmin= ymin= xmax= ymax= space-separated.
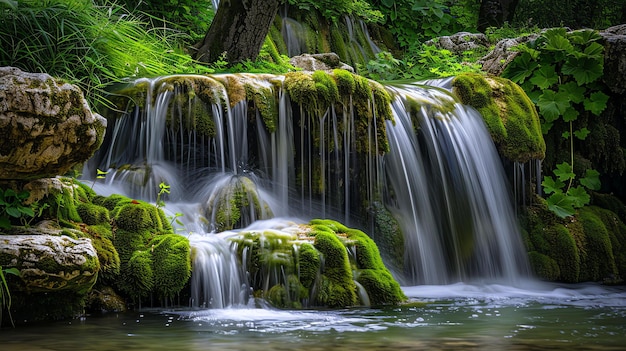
xmin=0 ymin=66 xmax=107 ymax=180
xmin=600 ymin=24 xmax=626 ymax=94
xmin=0 ymin=228 xmax=99 ymax=293
xmin=425 ymin=32 xmax=490 ymax=55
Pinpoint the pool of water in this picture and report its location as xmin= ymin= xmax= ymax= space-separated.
xmin=2 ymin=282 xmax=625 ymax=350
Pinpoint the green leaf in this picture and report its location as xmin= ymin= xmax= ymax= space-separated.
xmin=569 ymin=29 xmax=602 ymax=45
xmin=562 ymin=57 xmax=603 ymax=85
xmin=558 ymin=82 xmax=586 ymax=103
xmin=2 ymin=267 xmax=20 ymax=276
xmin=503 ymin=52 xmax=538 ymax=83
xmin=583 ymin=91 xmax=609 ymax=116
xmin=554 ymin=162 xmax=575 ymax=182
xmin=583 ymin=42 xmax=604 ymax=59
xmin=5 ymin=207 xmax=20 ymax=218
xmin=580 ymin=169 xmax=601 ymax=190
xmin=529 ymin=65 xmax=559 ymax=89
xmin=573 ymin=127 xmax=590 ymax=140
xmin=567 ymin=186 xmax=590 ymax=208
xmin=543 ymin=28 xmax=574 ymax=52
xmin=542 ymin=176 xmax=564 ymax=195
xmin=537 ymin=90 xmax=570 ymax=122
xmin=562 ymin=107 xmax=579 ymax=122
xmin=546 ymin=193 xmax=576 ymax=218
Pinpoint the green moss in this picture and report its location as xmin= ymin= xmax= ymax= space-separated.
xmin=545 ymin=224 xmax=580 ymax=282
xmin=118 ymin=250 xmax=154 ymax=300
xmin=311 ymin=225 xmax=357 ymax=307
xmin=528 ymin=251 xmax=560 ymax=281
xmin=150 ymin=234 xmax=191 ymax=299
xmin=76 ymin=202 xmax=110 ymax=226
xmin=578 ymin=207 xmax=618 ymax=282
xmin=245 ymin=83 xmax=278 ymax=132
xmin=284 ymin=71 xmax=317 ymax=107
xmin=297 ymin=242 xmax=320 ymax=289
xmin=85 ymin=224 xmax=120 ymax=284
xmin=356 ymin=269 xmax=405 ymax=305
xmin=312 ymin=70 xmax=339 ymax=107
xmin=370 ymin=202 xmax=404 ymax=272
xmin=452 ymin=73 xmax=546 ymax=162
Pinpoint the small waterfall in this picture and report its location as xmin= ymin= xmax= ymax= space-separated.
xmin=88 ymin=72 xmax=533 ymax=305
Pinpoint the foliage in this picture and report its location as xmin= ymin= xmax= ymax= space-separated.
xmin=1 ymin=266 xmax=20 ymax=327
xmin=0 ymin=189 xmax=35 ymax=229
xmin=362 ymin=46 xmax=482 ymax=81
xmin=288 ymin=0 xmax=383 ymax=23
xmin=512 ymin=0 xmax=625 ymax=29
xmin=369 ymin=0 xmax=463 ymax=48
xmin=0 ymin=0 xmax=213 ymax=110
xmin=502 ymin=28 xmax=606 ymax=218
xmin=103 ymin=0 xmax=215 ymax=43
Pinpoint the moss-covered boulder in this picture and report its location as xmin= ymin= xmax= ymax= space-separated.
xmin=205 ymin=175 xmax=274 ymax=232
xmin=229 ymin=219 xmax=405 ymax=309
xmin=521 ymin=194 xmax=626 ymax=283
xmin=451 ymin=73 xmax=546 ymax=162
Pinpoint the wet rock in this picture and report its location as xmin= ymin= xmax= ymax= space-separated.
xmin=0 ymin=66 xmax=107 ymax=180
xmin=600 ymin=24 xmax=626 ymax=94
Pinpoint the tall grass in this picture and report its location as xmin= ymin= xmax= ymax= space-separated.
xmin=0 ymin=0 xmax=213 ymax=110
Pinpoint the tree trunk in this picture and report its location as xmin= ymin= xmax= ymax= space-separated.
xmin=477 ymin=0 xmax=519 ymax=32
xmin=194 ymin=0 xmax=280 ymax=64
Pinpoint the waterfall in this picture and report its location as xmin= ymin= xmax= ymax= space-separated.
xmin=87 ymin=73 xmax=531 ymax=306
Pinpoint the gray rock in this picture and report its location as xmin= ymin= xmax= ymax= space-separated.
xmin=479 ymin=34 xmax=539 ymax=75
xmin=0 ymin=223 xmax=99 ymax=293
xmin=0 ymin=67 xmax=107 ymax=180
xmin=425 ymin=32 xmax=490 ymax=55
xmin=600 ymin=25 xmax=626 ymax=94
xmin=289 ymin=53 xmax=355 ymax=72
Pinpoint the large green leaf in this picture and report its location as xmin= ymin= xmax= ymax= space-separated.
xmin=542 ymin=176 xmax=564 ymax=195
xmin=503 ymin=52 xmax=538 ymax=83
xmin=562 ymin=57 xmax=603 ymax=85
xmin=543 ymin=28 xmax=573 ymax=52
xmin=558 ymin=82 xmax=586 ymax=103
xmin=580 ymin=169 xmax=601 ymax=190
xmin=569 ymin=29 xmax=602 ymax=45
xmin=554 ymin=162 xmax=575 ymax=182
xmin=583 ymin=91 xmax=609 ymax=116
xmin=546 ymin=193 xmax=576 ymax=218
xmin=529 ymin=65 xmax=559 ymax=89
xmin=537 ymin=90 xmax=570 ymax=122
xmin=562 ymin=106 xmax=579 ymax=122
xmin=567 ymin=186 xmax=590 ymax=208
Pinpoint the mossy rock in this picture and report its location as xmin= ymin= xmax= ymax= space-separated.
xmin=206 ymin=175 xmax=273 ymax=232
xmin=229 ymin=219 xmax=405 ymax=308
xmin=150 ymin=234 xmax=192 ymax=299
xmin=528 ymin=251 xmax=560 ymax=281
xmin=77 ymin=202 xmax=110 ymax=226
xmin=577 ymin=206 xmax=619 ymax=282
xmin=452 ymin=73 xmax=546 ymax=162
xmin=118 ymin=249 xmax=154 ymax=299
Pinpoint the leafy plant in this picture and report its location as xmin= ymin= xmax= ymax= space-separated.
xmin=91 ymin=168 xmax=109 ymax=190
xmin=1 ymin=265 xmax=20 ymax=327
xmin=502 ymin=28 xmax=607 ymax=217
xmin=0 ymin=189 xmax=35 ymax=229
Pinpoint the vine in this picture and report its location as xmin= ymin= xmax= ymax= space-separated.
xmin=503 ymin=28 xmax=607 ymax=218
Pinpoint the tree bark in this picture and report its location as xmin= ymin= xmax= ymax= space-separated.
xmin=194 ymin=0 xmax=280 ymax=64
xmin=477 ymin=0 xmax=519 ymax=32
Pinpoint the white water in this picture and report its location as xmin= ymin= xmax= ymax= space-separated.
xmin=87 ymin=73 xmax=532 ymax=307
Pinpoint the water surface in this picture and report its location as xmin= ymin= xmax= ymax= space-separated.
xmin=2 ymin=282 xmax=625 ymax=350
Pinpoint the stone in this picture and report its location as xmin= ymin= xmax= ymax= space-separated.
xmin=479 ymin=34 xmax=539 ymax=75
xmin=424 ymin=32 xmax=490 ymax=55
xmin=289 ymin=53 xmax=355 ymax=72
xmin=0 ymin=225 xmax=100 ymax=293
xmin=0 ymin=66 xmax=107 ymax=180
xmin=600 ymin=24 xmax=626 ymax=94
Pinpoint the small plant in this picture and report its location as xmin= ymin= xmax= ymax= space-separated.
xmin=91 ymin=168 xmax=109 ymax=190
xmin=1 ymin=265 xmax=20 ymax=327
xmin=0 ymin=188 xmax=35 ymax=229
xmin=156 ymin=182 xmax=170 ymax=208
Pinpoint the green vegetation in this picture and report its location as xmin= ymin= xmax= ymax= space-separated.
xmin=0 ymin=188 xmax=35 ymax=229
xmin=1 ymin=265 xmax=19 ymax=327
xmin=502 ymin=28 xmax=607 ymax=218
xmin=451 ymin=73 xmax=546 ymax=162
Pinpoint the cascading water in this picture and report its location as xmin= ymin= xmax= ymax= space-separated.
xmin=87 ymin=72 xmax=531 ymax=307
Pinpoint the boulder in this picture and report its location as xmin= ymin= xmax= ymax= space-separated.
xmin=0 ymin=224 xmax=100 ymax=293
xmin=600 ymin=24 xmax=626 ymax=94
xmin=0 ymin=66 xmax=107 ymax=180
xmin=424 ymin=32 xmax=490 ymax=55
xmin=289 ymin=53 xmax=355 ymax=72
xmin=479 ymin=34 xmax=540 ymax=75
